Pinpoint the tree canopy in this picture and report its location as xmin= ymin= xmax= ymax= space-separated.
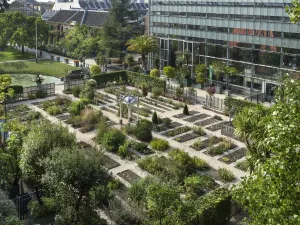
xmin=286 ymin=0 xmax=300 ymax=23
xmin=233 ymin=76 xmax=300 ymax=225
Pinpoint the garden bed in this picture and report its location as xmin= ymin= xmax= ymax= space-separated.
xmin=190 ymin=136 xmax=222 ymax=151
xmin=172 ymin=110 xmax=200 ymax=119
xmin=141 ymin=98 xmax=172 ymax=111
xmin=117 ymin=170 xmax=141 ymax=185
xmin=55 ymin=113 xmax=71 ymax=121
xmin=140 ymin=102 xmax=165 ymax=113
xmin=79 ymin=125 xmax=96 ymax=133
xmin=162 ymin=126 xmax=191 ymax=137
xmin=173 ymin=132 xmax=200 ymax=143
xmin=183 ymin=114 xmax=210 ymax=122
xmin=77 ymin=141 xmax=93 ymax=151
xmin=219 ymin=148 xmax=246 ymax=164
xmin=203 ymin=141 xmax=237 ymax=156
xmin=195 ymin=118 xmax=219 ymax=127
xmin=152 ymin=121 xmax=182 ymax=132
xmin=102 ymin=155 xmax=120 ymax=169
xmin=203 ymin=168 xmax=222 ymax=182
xmin=206 ymin=122 xmax=228 ymax=131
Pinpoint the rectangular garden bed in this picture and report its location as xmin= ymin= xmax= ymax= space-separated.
xmin=203 ymin=168 xmax=222 ymax=182
xmin=218 ymin=148 xmax=246 ymax=164
xmin=55 ymin=113 xmax=71 ymax=121
xmin=172 ymin=110 xmax=200 ymax=119
xmin=183 ymin=114 xmax=210 ymax=122
xmin=140 ymin=102 xmax=165 ymax=113
xmin=117 ymin=170 xmax=141 ymax=184
xmin=77 ymin=141 xmax=93 ymax=151
xmin=162 ymin=126 xmax=191 ymax=137
xmin=102 ymin=155 xmax=120 ymax=169
xmin=173 ymin=132 xmax=200 ymax=143
xmin=206 ymin=122 xmax=228 ymax=131
xmin=141 ymin=99 xmax=172 ymax=111
xmin=190 ymin=136 xmax=222 ymax=151
xmin=195 ymin=118 xmax=219 ymax=127
xmin=203 ymin=142 xmax=237 ymax=156
xmin=153 ymin=121 xmax=182 ymax=132
xmin=79 ymin=125 xmax=96 ymax=133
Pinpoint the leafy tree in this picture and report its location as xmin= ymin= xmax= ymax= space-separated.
xmin=233 ymin=76 xmax=300 ymax=225
xmin=101 ymin=128 xmax=126 ymax=152
xmin=150 ymin=68 xmax=160 ymax=78
xmin=0 ymin=0 xmax=9 ymax=12
xmin=42 ymin=147 xmax=109 ymax=225
xmin=95 ymin=53 xmax=109 ymax=72
xmin=195 ymin=64 xmax=207 ymax=86
xmin=224 ymin=66 xmax=238 ymax=91
xmin=80 ymin=79 xmax=96 ymax=101
xmin=90 ymin=65 xmax=101 ymax=76
xmin=20 ymin=121 xmax=76 ymax=184
xmin=211 ymin=60 xmax=226 ymax=80
xmin=163 ymin=66 xmax=176 ymax=79
xmin=124 ymin=54 xmax=134 ymax=69
xmin=286 ymin=0 xmax=300 ymax=23
xmin=126 ymin=35 xmax=158 ymax=72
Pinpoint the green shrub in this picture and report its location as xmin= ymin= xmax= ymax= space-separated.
xmin=28 ymin=197 xmax=57 ymax=218
xmin=149 ymin=138 xmax=169 ymax=151
xmin=80 ymin=84 xmax=95 ymax=101
xmin=25 ymin=111 xmax=41 ymax=120
xmin=165 ymin=126 xmax=191 ymax=137
xmin=65 ymin=115 xmax=82 ymax=125
xmin=72 ymin=86 xmax=82 ymax=97
xmin=69 ymin=99 xmax=89 ymax=116
xmin=46 ymin=106 xmax=62 ymax=115
xmin=81 ymin=108 xmax=102 ymax=127
xmin=142 ymin=85 xmax=148 ymax=97
xmin=118 ymin=143 xmax=129 ymax=159
xmin=184 ymin=174 xmax=216 ymax=198
xmin=162 ymin=118 xmax=171 ymax=127
xmin=183 ymin=104 xmax=189 ymax=115
xmin=90 ymin=65 xmax=101 ymax=76
xmin=163 ymin=66 xmax=176 ymax=79
xmin=213 ymin=115 xmax=223 ymax=121
xmin=193 ymin=126 xmax=205 ymax=135
xmin=152 ymin=87 xmax=163 ymax=99
xmin=218 ymin=168 xmax=235 ymax=182
xmin=152 ymin=111 xmax=158 ymax=124
xmin=150 ymin=69 xmax=160 ymax=78
xmin=134 ymin=119 xmax=153 ymax=142
xmin=193 ymin=157 xmax=208 ymax=170
xmin=28 ymin=93 xmax=36 ymax=99
xmin=101 ymin=129 xmax=126 ymax=152
xmin=122 ymin=124 xmax=135 ymax=135
xmin=129 ymin=141 xmax=149 ymax=154
xmin=224 ymin=97 xmax=257 ymax=116
xmin=36 ymin=90 xmax=47 ymax=98
xmin=235 ymin=160 xmax=249 ymax=172
xmin=96 ymin=117 xmax=109 ymax=143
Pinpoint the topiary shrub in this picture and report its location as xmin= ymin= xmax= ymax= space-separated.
xmin=101 ymin=128 xmax=126 ymax=153
xmin=90 ymin=65 xmax=101 ymax=76
xmin=134 ymin=119 xmax=153 ymax=142
xmin=149 ymin=138 xmax=169 ymax=151
xmin=150 ymin=69 xmax=160 ymax=78
xmin=72 ymin=86 xmax=82 ymax=97
xmin=218 ymin=168 xmax=235 ymax=182
xmin=163 ymin=66 xmax=176 ymax=79
xmin=80 ymin=83 xmax=95 ymax=101
xmin=152 ymin=111 xmax=158 ymax=124
xmin=183 ymin=104 xmax=189 ymax=115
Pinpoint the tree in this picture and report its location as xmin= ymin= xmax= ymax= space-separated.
xmin=195 ymin=64 xmax=207 ymax=86
xmin=90 ymin=65 xmax=101 ymax=76
xmin=20 ymin=121 xmax=76 ymax=184
xmin=126 ymin=35 xmax=158 ymax=72
xmin=152 ymin=111 xmax=158 ymax=124
xmin=150 ymin=69 xmax=160 ymax=78
xmin=0 ymin=190 xmax=21 ymax=225
xmin=175 ymin=50 xmax=190 ymax=86
xmin=163 ymin=66 xmax=176 ymax=79
xmin=224 ymin=66 xmax=239 ymax=91
xmin=0 ymin=0 xmax=9 ymax=12
xmin=124 ymin=54 xmax=134 ymax=69
xmin=286 ymin=0 xmax=300 ymax=23
xmin=233 ymin=76 xmax=300 ymax=225
xmin=211 ymin=60 xmax=226 ymax=81
xmin=183 ymin=104 xmax=189 ymax=115
xmin=95 ymin=53 xmax=109 ymax=73
xmin=42 ymin=147 xmax=109 ymax=225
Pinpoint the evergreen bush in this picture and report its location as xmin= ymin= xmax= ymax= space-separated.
xmin=183 ymin=104 xmax=189 ymax=115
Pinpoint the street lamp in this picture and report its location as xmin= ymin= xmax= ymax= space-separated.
xmin=35 ymin=21 xmax=38 ymax=63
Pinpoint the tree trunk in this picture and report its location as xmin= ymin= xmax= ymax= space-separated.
xmin=21 ymin=45 xmax=24 ymax=54
xmin=141 ymin=54 xmax=146 ymax=72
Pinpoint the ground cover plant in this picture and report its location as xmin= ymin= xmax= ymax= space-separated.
xmin=219 ymin=148 xmax=246 ymax=164
xmin=0 ymin=60 xmax=79 ymax=77
xmin=149 ymin=138 xmax=169 ymax=151
xmin=163 ymin=126 xmax=191 ymax=137
xmin=190 ymin=136 xmax=222 ymax=151
xmin=218 ymin=168 xmax=235 ymax=182
xmin=205 ymin=138 xmax=236 ymax=156
xmin=41 ymin=97 xmax=72 ymax=116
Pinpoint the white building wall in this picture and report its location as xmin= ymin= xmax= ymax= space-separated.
xmin=52 ymin=0 xmax=81 ymax=10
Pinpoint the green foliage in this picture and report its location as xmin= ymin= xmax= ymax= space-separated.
xmin=150 ymin=69 xmax=160 ymax=78
xmin=80 ymin=82 xmax=95 ymax=101
xmin=90 ymin=65 xmax=101 ymax=76
xmin=195 ymin=64 xmax=207 ymax=84
xmin=149 ymin=138 xmax=169 ymax=151
xmin=20 ymin=121 xmax=76 ymax=184
xmin=95 ymin=117 xmax=109 ymax=146
xmin=101 ymin=128 xmax=126 ymax=152
xmin=152 ymin=111 xmax=158 ymax=124
xmin=93 ymin=71 xmax=127 ymax=86
xmin=141 ymin=85 xmax=148 ymax=97
xmin=72 ymin=86 xmax=82 ymax=97
xmin=175 ymin=86 xmax=184 ymax=98
xmin=163 ymin=66 xmax=176 ymax=79
xmin=0 ymin=190 xmax=17 ymax=220
xmin=124 ymin=54 xmax=134 ymax=68
xmin=184 ymin=174 xmax=216 ymax=198
xmin=218 ymin=168 xmax=235 ymax=182
xmin=28 ymin=197 xmax=57 ymax=218
xmin=68 ymin=99 xmax=89 ymax=116
xmin=134 ymin=119 xmax=153 ymax=142
xmin=225 ymin=66 xmax=239 ymax=76
xmin=117 ymin=143 xmax=129 ymax=159
xmin=224 ymin=96 xmax=257 ymax=116
xmin=183 ymin=104 xmax=189 ymax=115
xmin=165 ymin=126 xmax=191 ymax=137
xmin=9 ymin=85 xmax=23 ymax=97
xmin=128 ymin=141 xmax=149 ymax=154
xmin=46 ymin=105 xmax=62 ymax=115
xmin=192 ymin=126 xmax=205 ymax=136
xmin=235 ymin=160 xmax=249 ymax=172
xmin=233 ymin=77 xmax=300 ymax=225
xmin=151 ymin=86 xmax=163 ymax=99
xmin=286 ymin=0 xmax=300 ymax=23
xmin=211 ymin=60 xmax=226 ymax=79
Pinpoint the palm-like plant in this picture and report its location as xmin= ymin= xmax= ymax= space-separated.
xmin=126 ymin=35 xmax=158 ymax=72
xmin=124 ymin=54 xmax=134 ymax=69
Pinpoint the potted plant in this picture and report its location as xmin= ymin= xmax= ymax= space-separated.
xmin=33 ymin=74 xmax=44 ymax=86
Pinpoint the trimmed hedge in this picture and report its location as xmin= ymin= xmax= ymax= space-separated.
xmin=93 ymin=71 xmax=166 ymax=91
xmin=224 ymin=97 xmax=257 ymax=116
xmin=10 ymin=85 xmax=23 ymax=95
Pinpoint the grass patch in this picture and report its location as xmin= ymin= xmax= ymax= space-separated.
xmin=0 ymin=47 xmax=35 ymax=61
xmin=0 ymin=60 xmax=79 ymax=77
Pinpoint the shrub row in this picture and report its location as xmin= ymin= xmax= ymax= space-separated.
xmin=224 ymin=97 xmax=257 ymax=116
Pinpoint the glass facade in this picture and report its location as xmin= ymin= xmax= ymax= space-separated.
xmin=149 ymin=0 xmax=300 ymax=96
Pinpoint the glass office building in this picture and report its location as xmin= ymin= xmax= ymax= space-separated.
xmin=149 ymin=0 xmax=300 ymax=99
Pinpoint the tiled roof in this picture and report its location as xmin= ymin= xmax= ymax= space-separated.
xmin=78 ymin=1 xmax=148 ymax=12
xmin=42 ymin=10 xmax=58 ymax=20
xmin=47 ymin=10 xmax=77 ymax=23
xmin=83 ymin=11 xmax=108 ymax=27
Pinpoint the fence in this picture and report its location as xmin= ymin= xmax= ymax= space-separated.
xmin=205 ymin=95 xmax=225 ymax=111
xmin=64 ymin=78 xmax=85 ymax=91
xmin=165 ymin=84 xmax=198 ymax=103
xmin=14 ymin=191 xmax=37 ymax=220
xmin=23 ymin=83 xmax=55 ymax=98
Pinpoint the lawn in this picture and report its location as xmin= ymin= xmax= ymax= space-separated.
xmin=0 ymin=47 xmax=35 ymax=61
xmin=0 ymin=60 xmax=79 ymax=77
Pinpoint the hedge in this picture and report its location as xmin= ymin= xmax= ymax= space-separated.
xmin=93 ymin=71 xmax=166 ymax=91
xmin=10 ymin=85 xmax=23 ymax=95
xmin=224 ymin=97 xmax=258 ymax=116
xmin=194 ymin=188 xmax=231 ymax=225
